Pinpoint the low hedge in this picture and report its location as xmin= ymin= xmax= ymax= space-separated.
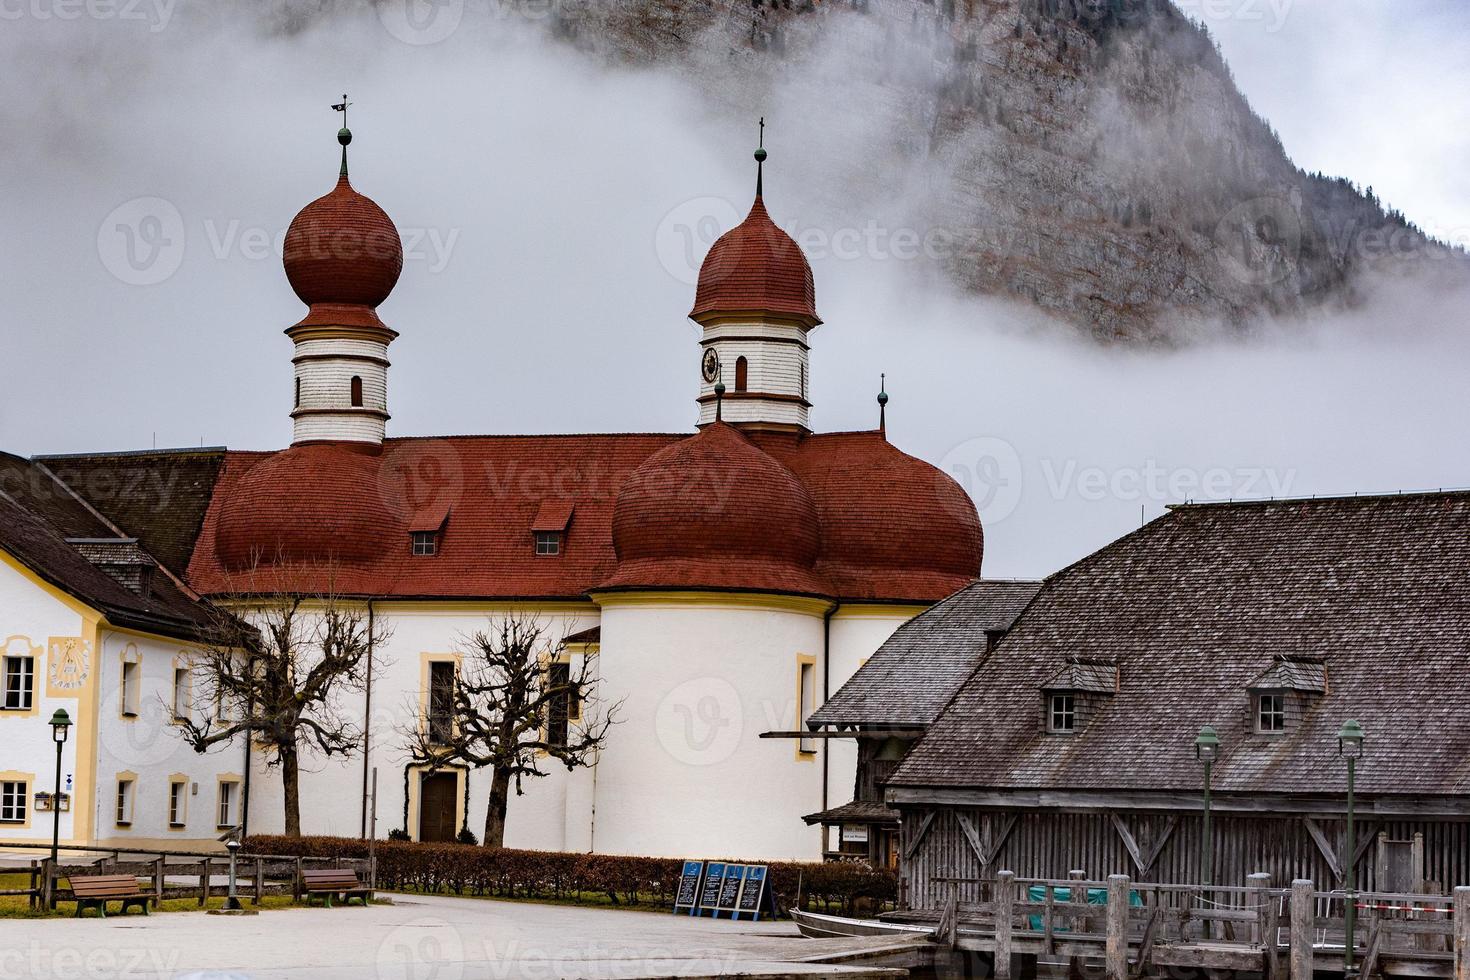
xmin=243 ymin=835 xmax=896 ymax=915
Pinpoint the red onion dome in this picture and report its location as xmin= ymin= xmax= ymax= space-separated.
xmin=604 ymin=422 xmax=829 ymax=595
xmin=788 ymin=432 xmax=983 ymax=602
xmin=214 ymin=443 xmax=401 ymax=570
xmin=283 ymin=174 xmax=402 ymax=333
xmin=690 ymin=195 xmax=819 ymax=326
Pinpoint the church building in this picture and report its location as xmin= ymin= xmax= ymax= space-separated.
xmin=0 ymin=120 xmax=982 ymax=860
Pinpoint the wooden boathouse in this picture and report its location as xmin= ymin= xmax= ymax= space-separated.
xmin=880 ymin=493 xmax=1470 ymax=913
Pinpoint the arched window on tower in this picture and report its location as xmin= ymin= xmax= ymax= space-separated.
xmin=734 ymin=356 xmax=748 ymax=393
xmin=350 ymin=376 xmax=363 ymax=407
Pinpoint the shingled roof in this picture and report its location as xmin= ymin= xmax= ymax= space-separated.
xmin=0 ymin=454 xmax=214 ymax=640
xmin=889 ymin=492 xmax=1470 ymax=799
xmin=809 ymin=578 xmax=1041 ymax=729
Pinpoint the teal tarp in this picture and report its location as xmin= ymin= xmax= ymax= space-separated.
xmin=1025 ymin=885 xmax=1141 ymax=930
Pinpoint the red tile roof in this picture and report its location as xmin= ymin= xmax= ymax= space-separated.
xmin=690 ymin=196 xmax=819 ymax=326
xmin=187 ymin=428 xmax=982 ymax=604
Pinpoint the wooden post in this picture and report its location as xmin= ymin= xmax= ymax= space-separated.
xmin=1067 ymin=869 xmax=1088 ymax=980
xmin=199 ymin=858 xmax=210 ymax=907
xmin=1106 ymin=874 xmax=1129 ymax=980
xmin=28 ymin=860 xmax=38 ymax=912
xmin=153 ymin=855 xmax=165 ymax=907
xmin=1248 ymin=873 xmax=1271 ymax=945
xmin=253 ymin=857 xmax=263 ymax=905
xmin=1453 ymin=886 xmax=1470 ymax=980
xmin=1290 ymin=879 xmax=1315 ymax=980
xmin=42 ymin=858 xmax=55 ymax=911
xmin=293 ymin=856 xmax=304 ymax=903
xmin=995 ymin=870 xmax=1015 ymax=980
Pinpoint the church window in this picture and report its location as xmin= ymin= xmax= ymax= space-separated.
xmin=350 ymin=376 xmax=364 ymax=407
xmin=797 ymin=659 xmax=817 ymax=754
xmin=535 ymin=531 xmax=562 ymax=556
xmin=2 ymin=654 xmax=33 ymax=711
xmin=294 ymin=377 xmax=301 ymax=408
xmin=735 ymin=356 xmax=749 ymax=392
xmin=411 ymin=531 xmax=438 ymax=556
xmin=546 ymin=660 xmax=572 ymax=748
xmin=427 ymin=662 xmax=455 ymax=743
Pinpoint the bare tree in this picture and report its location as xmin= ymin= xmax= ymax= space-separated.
xmin=400 ymin=615 xmax=618 ymax=847
xmin=174 ymin=591 xmax=388 ymax=836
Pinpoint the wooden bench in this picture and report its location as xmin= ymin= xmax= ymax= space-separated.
xmin=68 ymin=875 xmax=151 ymax=918
xmin=300 ymin=868 xmax=372 ymax=908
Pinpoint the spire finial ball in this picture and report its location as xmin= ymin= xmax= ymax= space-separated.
xmin=338 ymin=127 xmax=353 ymax=147
xmin=754 ymin=147 xmax=767 ymax=163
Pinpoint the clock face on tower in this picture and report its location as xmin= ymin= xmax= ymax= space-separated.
xmin=701 ymin=348 xmax=721 ymax=383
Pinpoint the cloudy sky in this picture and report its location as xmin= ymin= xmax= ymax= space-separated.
xmin=1 ymin=0 xmax=1466 ymax=579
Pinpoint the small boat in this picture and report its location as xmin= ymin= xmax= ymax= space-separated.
xmin=790 ymin=908 xmax=936 ymax=940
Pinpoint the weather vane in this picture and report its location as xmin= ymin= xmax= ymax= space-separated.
xmin=331 ymin=94 xmax=353 ymax=176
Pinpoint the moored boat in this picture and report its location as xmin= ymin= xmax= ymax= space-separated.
xmin=789 ymin=908 xmax=936 ymax=940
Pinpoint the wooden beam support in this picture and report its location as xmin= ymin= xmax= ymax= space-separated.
xmin=1290 ymin=879 xmax=1315 ymax=980
xmin=995 ymin=870 xmax=1015 ymax=980
xmin=1106 ymin=874 xmax=1130 ymax=980
xmin=904 ymin=810 xmax=937 ymax=861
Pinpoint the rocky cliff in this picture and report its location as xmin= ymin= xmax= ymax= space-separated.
xmin=542 ymin=0 xmax=1464 ymax=343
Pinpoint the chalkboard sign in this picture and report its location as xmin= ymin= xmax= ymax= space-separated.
xmin=673 ymin=860 xmax=704 ymax=915
xmin=697 ymin=862 xmax=726 ymax=916
xmin=715 ymin=864 xmax=745 ymax=916
xmin=736 ymin=865 xmax=768 ymax=919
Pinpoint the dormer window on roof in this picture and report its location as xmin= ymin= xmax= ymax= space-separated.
xmin=1040 ymin=658 xmax=1117 ymax=735
xmin=408 ymin=505 xmax=450 ymax=557
xmin=532 ymin=500 xmax=574 ymax=558
xmin=1247 ymin=655 xmax=1325 ymax=736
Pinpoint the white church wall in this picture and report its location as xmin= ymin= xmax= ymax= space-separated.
xmin=93 ymin=629 xmax=242 ymax=848
xmin=590 ymin=594 xmax=830 ymax=861
xmin=240 ymin=601 xmax=598 ymax=848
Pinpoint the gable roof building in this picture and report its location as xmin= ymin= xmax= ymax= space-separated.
xmin=887 ymin=492 xmax=1470 ymax=900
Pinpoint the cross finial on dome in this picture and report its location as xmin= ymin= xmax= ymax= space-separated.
xmin=754 ymin=116 xmax=767 ymax=199
xmin=332 ymin=94 xmax=353 ymax=177
xmin=878 ymin=373 xmax=889 ymax=435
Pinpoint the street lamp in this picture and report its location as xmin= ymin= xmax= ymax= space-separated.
xmin=1338 ymin=719 xmax=1365 ymax=978
xmin=48 ymin=709 xmax=71 ymax=864
xmin=1194 ymin=726 xmax=1221 ymax=888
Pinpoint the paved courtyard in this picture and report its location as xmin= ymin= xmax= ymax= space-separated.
xmin=0 ymin=893 xmax=908 ymax=979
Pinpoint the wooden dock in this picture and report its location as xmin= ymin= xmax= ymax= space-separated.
xmin=891 ymin=871 xmax=1470 ymax=978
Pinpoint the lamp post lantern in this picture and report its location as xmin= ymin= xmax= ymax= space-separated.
xmin=1194 ymin=725 xmax=1221 ymax=888
xmin=47 ymin=709 xmax=72 ymax=865
xmin=1338 ymin=719 xmax=1365 ymax=978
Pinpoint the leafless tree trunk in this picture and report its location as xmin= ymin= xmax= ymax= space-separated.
xmin=401 ymin=615 xmax=618 ymax=848
xmin=173 ymin=584 xmax=388 ymax=837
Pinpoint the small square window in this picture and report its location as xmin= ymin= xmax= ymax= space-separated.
xmin=535 ymin=532 xmax=562 ymax=556
xmin=411 ymin=532 xmax=438 ymax=556
xmin=1048 ymin=693 xmax=1076 ymax=734
xmin=1256 ymin=693 xmax=1286 ymax=733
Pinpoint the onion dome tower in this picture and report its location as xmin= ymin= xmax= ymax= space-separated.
xmin=282 ymin=99 xmax=403 ymax=446
xmin=691 ymin=121 xmax=820 ymax=434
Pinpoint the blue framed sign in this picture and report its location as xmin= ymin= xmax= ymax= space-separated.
xmin=673 ymin=860 xmax=704 ymax=915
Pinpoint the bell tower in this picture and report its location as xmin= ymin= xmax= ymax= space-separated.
xmin=691 ymin=122 xmax=821 ymax=434
xmin=281 ymin=98 xmax=403 ymax=446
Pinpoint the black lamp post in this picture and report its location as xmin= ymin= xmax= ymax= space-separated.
xmin=1338 ymin=719 xmax=1365 ymax=978
xmin=48 ymin=709 xmax=72 ymax=864
xmin=1194 ymin=725 xmax=1221 ymax=888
